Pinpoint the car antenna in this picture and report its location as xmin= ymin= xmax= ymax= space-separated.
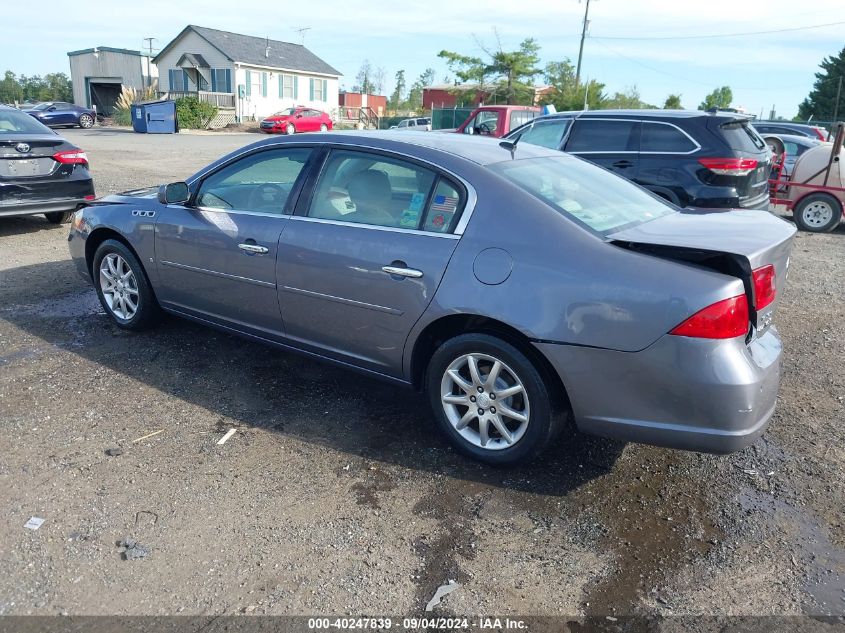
xmin=499 ymin=133 xmax=522 ymax=159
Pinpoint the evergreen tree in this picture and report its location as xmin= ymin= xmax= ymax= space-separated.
xmin=797 ymin=46 xmax=845 ymax=121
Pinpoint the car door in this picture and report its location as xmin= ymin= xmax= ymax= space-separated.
xmin=154 ymin=145 xmax=315 ymax=336
xmin=276 ymin=148 xmax=466 ymax=376
xmin=38 ymin=104 xmax=63 ymax=126
xmin=564 ymin=118 xmax=641 ymax=179
xmin=636 ymin=120 xmax=701 ymax=204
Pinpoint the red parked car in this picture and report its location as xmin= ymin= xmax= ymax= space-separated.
xmin=455 ymin=105 xmax=541 ymax=138
xmin=260 ymin=107 xmax=333 ymax=134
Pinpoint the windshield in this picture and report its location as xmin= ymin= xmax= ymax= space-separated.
xmin=30 ymin=103 xmax=51 ymax=111
xmin=272 ymin=108 xmax=296 ymax=116
xmin=489 ymin=156 xmax=675 ymax=235
xmin=0 ymin=109 xmax=53 ymax=134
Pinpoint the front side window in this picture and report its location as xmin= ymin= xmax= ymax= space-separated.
xmin=640 ymin=122 xmax=697 ymax=153
xmin=195 ymin=147 xmax=312 ymax=214
xmin=489 ymin=156 xmax=674 ymax=235
xmin=464 ymin=111 xmax=499 ymax=135
xmin=566 ymin=119 xmax=639 ymax=153
xmin=515 ymin=119 xmax=571 ymax=149
xmin=307 ymin=150 xmax=463 ymax=232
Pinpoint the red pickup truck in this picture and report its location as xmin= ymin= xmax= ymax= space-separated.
xmin=455 ymin=105 xmax=542 ymax=138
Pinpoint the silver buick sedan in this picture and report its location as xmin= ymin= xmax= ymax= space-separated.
xmin=68 ymin=132 xmax=795 ymax=465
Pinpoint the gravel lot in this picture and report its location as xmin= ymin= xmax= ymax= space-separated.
xmin=0 ymin=128 xmax=843 ymax=618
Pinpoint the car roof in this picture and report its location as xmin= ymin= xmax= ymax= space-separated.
xmin=535 ymin=108 xmax=748 ymax=121
xmin=764 ymin=133 xmax=820 ymax=144
xmin=250 ymin=130 xmax=562 ymax=166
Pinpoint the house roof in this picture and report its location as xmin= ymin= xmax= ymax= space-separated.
xmin=67 ymin=46 xmax=145 ymax=57
xmin=154 ymin=25 xmax=341 ymax=77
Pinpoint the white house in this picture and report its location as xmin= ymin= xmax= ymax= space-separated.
xmin=153 ymin=25 xmax=342 ymax=121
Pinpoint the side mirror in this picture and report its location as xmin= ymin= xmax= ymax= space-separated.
xmin=158 ymin=182 xmax=190 ymax=205
xmin=48 ymin=106 xmax=57 ymax=112
xmin=296 ymin=113 xmax=303 ymax=118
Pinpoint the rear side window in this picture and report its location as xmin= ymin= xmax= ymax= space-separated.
xmin=719 ymin=121 xmax=766 ymax=152
xmin=566 ymin=120 xmax=639 ymax=152
xmin=641 ymin=122 xmax=697 ymax=153
xmin=517 ymin=119 xmax=571 ymax=150
xmin=510 ymin=110 xmax=539 ymax=130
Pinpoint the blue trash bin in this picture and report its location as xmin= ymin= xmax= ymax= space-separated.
xmin=130 ymin=100 xmax=178 ymax=134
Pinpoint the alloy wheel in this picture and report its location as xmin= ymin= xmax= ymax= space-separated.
xmin=99 ymin=253 xmax=140 ymax=320
xmin=440 ymin=352 xmax=530 ymax=450
xmin=80 ymin=114 xmax=94 ymax=128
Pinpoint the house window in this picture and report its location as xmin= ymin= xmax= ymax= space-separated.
xmin=250 ymin=72 xmax=262 ymax=97
xmin=280 ymin=74 xmax=296 ymax=99
xmin=169 ymin=68 xmax=188 ymax=92
xmin=310 ymin=78 xmax=327 ymax=102
xmin=211 ymin=69 xmax=232 ymax=93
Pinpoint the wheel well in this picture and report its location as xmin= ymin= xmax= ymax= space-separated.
xmin=84 ymin=228 xmax=144 ymax=278
xmin=410 ymin=314 xmax=570 ymax=408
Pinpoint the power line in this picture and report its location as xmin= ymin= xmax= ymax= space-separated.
xmin=591 ymin=19 xmax=845 ymax=41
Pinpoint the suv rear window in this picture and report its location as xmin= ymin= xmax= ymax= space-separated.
xmin=719 ymin=120 xmax=766 ymax=152
xmin=490 ymin=155 xmax=673 ymax=235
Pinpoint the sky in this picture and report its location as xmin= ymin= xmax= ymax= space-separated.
xmin=4 ymin=0 xmax=844 ymax=118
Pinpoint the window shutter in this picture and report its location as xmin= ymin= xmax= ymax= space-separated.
xmin=262 ymin=72 xmax=267 ymax=97
xmin=293 ymin=76 xmax=298 ymax=100
xmin=309 ymin=78 xmax=314 ymax=101
xmin=279 ymin=75 xmax=284 ymax=98
xmin=182 ymin=70 xmax=189 ymax=91
xmin=322 ymin=79 xmax=328 ymax=102
xmin=211 ymin=70 xmax=217 ymax=92
xmin=225 ymin=69 xmax=232 ymax=93
xmin=245 ymin=70 xmax=252 ymax=96
xmin=168 ymin=69 xmax=174 ymax=91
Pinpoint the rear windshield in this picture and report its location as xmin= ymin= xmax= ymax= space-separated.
xmin=0 ymin=109 xmax=52 ymax=134
xmin=489 ymin=156 xmax=674 ymax=235
xmin=720 ymin=121 xmax=766 ymax=152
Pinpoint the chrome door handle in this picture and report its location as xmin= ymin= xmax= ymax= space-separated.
xmin=238 ymin=243 xmax=269 ymax=254
xmin=382 ymin=265 xmax=423 ymax=278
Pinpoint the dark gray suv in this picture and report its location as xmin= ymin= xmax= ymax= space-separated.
xmin=507 ymin=109 xmax=773 ymax=210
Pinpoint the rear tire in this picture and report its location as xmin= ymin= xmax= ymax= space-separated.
xmin=794 ymin=193 xmax=842 ymax=232
xmin=44 ymin=211 xmax=72 ymax=224
xmin=92 ymin=239 xmax=160 ymax=331
xmin=426 ymin=333 xmax=562 ymax=465
xmin=79 ymin=114 xmax=94 ymax=129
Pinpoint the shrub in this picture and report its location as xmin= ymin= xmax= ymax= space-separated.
xmin=111 ymin=82 xmax=158 ymax=127
xmin=175 ymin=97 xmax=218 ymax=129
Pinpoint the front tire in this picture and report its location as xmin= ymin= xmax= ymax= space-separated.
xmin=92 ymin=239 xmax=160 ymax=330
xmin=794 ymin=193 xmax=842 ymax=232
xmin=320 ymin=123 xmax=328 ymax=132
xmin=286 ymin=123 xmax=296 ymax=135
xmin=79 ymin=114 xmax=94 ymax=128
xmin=426 ymin=333 xmax=561 ymax=465
xmin=44 ymin=211 xmax=72 ymax=224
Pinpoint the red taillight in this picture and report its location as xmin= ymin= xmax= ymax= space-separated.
xmin=670 ymin=294 xmax=749 ymax=339
xmin=698 ymin=157 xmax=758 ymax=176
xmin=53 ymin=150 xmax=88 ymax=166
xmin=752 ymin=264 xmax=776 ymax=310
xmin=84 ymin=194 xmax=96 ymax=201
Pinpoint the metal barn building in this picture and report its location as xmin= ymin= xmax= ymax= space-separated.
xmin=67 ymin=47 xmax=157 ymax=116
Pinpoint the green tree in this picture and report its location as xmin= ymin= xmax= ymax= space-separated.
xmin=603 ymin=85 xmax=656 ymax=109
xmin=439 ymin=37 xmax=542 ymax=105
xmin=406 ymin=68 xmax=436 ymax=112
xmin=389 ymin=70 xmax=406 ymax=110
xmin=797 ymin=46 xmax=845 ymax=121
xmin=353 ymin=60 xmax=374 ymax=94
xmin=698 ymin=86 xmax=733 ymax=111
xmin=663 ymin=93 xmax=683 ymax=109
xmin=0 ymin=70 xmax=23 ymax=103
xmin=542 ymin=60 xmax=605 ymax=111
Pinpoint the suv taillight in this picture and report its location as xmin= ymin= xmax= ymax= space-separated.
xmin=53 ymin=150 xmax=88 ymax=166
xmin=698 ymin=157 xmax=758 ymax=176
xmin=669 ymin=295 xmax=749 ymax=339
xmin=752 ymin=264 xmax=776 ymax=310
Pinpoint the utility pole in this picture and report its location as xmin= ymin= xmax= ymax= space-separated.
xmin=143 ymin=37 xmax=157 ymax=89
xmin=832 ymin=75 xmax=843 ymax=128
xmin=575 ymin=0 xmax=593 ymax=87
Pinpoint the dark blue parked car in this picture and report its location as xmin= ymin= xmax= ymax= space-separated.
xmin=24 ymin=102 xmax=96 ymax=129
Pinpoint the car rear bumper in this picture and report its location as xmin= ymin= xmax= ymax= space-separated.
xmin=535 ymin=328 xmax=782 ymax=453
xmin=0 ymin=197 xmax=88 ymax=217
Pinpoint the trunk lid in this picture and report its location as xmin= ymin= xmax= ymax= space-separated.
xmin=609 ymin=208 xmax=796 ymax=337
xmin=0 ymin=134 xmax=66 ymax=179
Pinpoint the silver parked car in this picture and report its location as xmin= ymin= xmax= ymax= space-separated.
xmin=68 ymin=132 xmax=796 ymax=465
